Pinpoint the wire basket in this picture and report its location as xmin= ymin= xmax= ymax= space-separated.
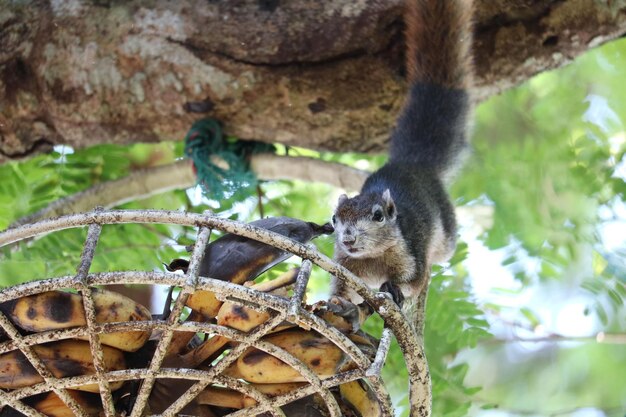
xmin=0 ymin=210 xmax=430 ymax=417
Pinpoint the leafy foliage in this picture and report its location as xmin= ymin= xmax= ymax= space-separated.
xmin=425 ymin=246 xmax=491 ymax=417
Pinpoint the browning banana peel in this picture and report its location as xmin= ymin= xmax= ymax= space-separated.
xmin=340 ymin=380 xmax=383 ymax=417
xmin=24 ymin=390 xmax=101 ymax=417
xmin=216 ymin=302 xmax=270 ymax=333
xmin=0 ymin=289 xmax=151 ymax=352
xmin=185 ymin=290 xmax=221 ymax=320
xmin=0 ymin=340 xmax=126 ymax=392
xmin=227 ymin=329 xmax=356 ymax=384
xmin=176 ymin=335 xmax=230 ymax=369
xmin=174 ymin=268 xmax=301 ymax=367
xmin=195 ymin=382 xmax=305 ymax=409
xmin=216 ymin=268 xmax=300 ymax=333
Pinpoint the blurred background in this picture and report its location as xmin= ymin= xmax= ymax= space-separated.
xmin=0 ymin=37 xmax=624 ymax=417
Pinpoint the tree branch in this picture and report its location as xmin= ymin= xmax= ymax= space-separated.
xmin=9 ymin=154 xmax=368 ymax=228
xmin=2 ymin=1 xmax=625 ymax=160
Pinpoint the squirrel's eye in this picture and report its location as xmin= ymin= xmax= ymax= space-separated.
xmin=373 ymin=210 xmax=384 ymax=222
xmin=331 ymin=215 xmax=337 ymax=224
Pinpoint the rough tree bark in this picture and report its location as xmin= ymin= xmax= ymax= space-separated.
xmin=1 ymin=0 xmax=625 ymax=162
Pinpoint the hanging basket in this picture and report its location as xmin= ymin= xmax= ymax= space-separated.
xmin=0 ymin=210 xmax=430 ymax=417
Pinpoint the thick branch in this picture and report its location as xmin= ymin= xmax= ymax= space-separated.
xmin=9 ymin=155 xmax=368 ymax=227
xmin=1 ymin=1 xmax=625 ymax=161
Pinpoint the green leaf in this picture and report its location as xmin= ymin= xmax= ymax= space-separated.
xmin=520 ymin=307 xmax=541 ymax=328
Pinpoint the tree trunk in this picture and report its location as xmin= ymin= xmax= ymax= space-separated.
xmin=1 ymin=0 xmax=625 ymax=162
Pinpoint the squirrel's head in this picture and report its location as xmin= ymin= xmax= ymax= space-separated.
xmin=332 ymin=189 xmax=400 ymax=259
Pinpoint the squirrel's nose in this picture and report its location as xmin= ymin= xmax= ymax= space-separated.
xmin=342 ymin=235 xmax=356 ymax=246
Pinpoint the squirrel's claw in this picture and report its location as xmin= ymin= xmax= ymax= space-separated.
xmin=379 ymin=281 xmax=405 ymax=308
xmin=327 ymin=296 xmax=362 ymax=333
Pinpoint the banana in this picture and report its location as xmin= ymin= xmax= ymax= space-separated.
xmin=0 ymin=340 xmax=126 ymax=392
xmin=185 ymin=217 xmax=332 ymax=318
xmin=339 ymin=380 xmax=382 ymax=417
xmin=175 ymin=335 xmax=230 ymax=369
xmin=225 ymin=329 xmax=356 ymax=384
xmin=216 ymin=268 xmax=300 ymax=333
xmin=216 ymin=301 xmax=270 ymax=333
xmin=165 ymin=310 xmax=206 ymax=358
xmin=250 ymin=267 xmax=300 ymax=294
xmin=185 ymin=290 xmax=221 ymax=319
xmin=195 ymin=382 xmax=305 ymax=409
xmin=0 ymin=289 xmax=152 ymax=352
xmin=24 ymin=390 xmax=101 ymax=417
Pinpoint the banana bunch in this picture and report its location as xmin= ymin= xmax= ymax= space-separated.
xmin=193 ymin=378 xmax=381 ymax=417
xmin=162 ymin=217 xmax=332 ymax=364
xmin=158 ymin=217 xmax=386 ymax=416
xmin=0 ymin=289 xmax=152 ymax=352
xmin=150 ymin=217 xmax=336 ymax=414
xmin=165 ymin=217 xmax=332 ymax=360
xmin=171 ymin=294 xmax=381 ymax=415
xmin=0 ymin=216 xmax=387 ymax=416
xmin=0 ymin=288 xmax=151 ymax=415
xmin=0 ymin=340 xmax=126 ymax=392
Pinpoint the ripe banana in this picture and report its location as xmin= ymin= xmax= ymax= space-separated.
xmin=0 ymin=340 xmax=126 ymax=392
xmin=216 ymin=268 xmax=300 ymax=333
xmin=175 ymin=335 xmax=230 ymax=369
xmin=0 ymin=289 xmax=152 ymax=352
xmin=250 ymin=267 xmax=300 ymax=294
xmin=185 ymin=290 xmax=221 ymax=319
xmin=216 ymin=301 xmax=271 ymax=333
xmin=22 ymin=390 xmax=101 ymax=417
xmin=226 ymin=329 xmax=356 ymax=384
xmin=339 ymin=380 xmax=382 ymax=417
xmin=186 ymin=217 xmax=332 ymax=318
xmin=195 ymin=382 xmax=305 ymax=409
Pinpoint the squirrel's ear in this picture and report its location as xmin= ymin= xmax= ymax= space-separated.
xmin=338 ymin=194 xmax=348 ymax=205
xmin=382 ymin=189 xmax=396 ymax=219
xmin=382 ymin=189 xmax=393 ymax=205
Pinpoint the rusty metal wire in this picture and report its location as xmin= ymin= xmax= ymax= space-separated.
xmin=0 ymin=209 xmax=430 ymax=417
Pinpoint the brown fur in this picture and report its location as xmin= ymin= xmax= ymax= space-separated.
xmin=332 ymin=232 xmax=420 ymax=304
xmin=405 ymin=0 xmax=474 ymax=89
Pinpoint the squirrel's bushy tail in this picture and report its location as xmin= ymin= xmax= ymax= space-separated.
xmin=389 ymin=0 xmax=473 ymax=178
xmin=406 ymin=0 xmax=473 ymax=89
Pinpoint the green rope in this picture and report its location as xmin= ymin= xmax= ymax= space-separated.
xmin=184 ymin=119 xmax=274 ymax=200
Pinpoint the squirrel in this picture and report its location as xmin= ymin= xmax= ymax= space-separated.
xmin=330 ymin=0 xmax=474 ymax=329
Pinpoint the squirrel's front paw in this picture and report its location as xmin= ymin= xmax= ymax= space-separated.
xmin=379 ymin=281 xmax=405 ymax=307
xmin=328 ymin=296 xmax=358 ymax=315
xmin=326 ymin=296 xmax=362 ymax=333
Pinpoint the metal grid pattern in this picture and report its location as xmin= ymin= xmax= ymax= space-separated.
xmin=0 ymin=209 xmax=430 ymax=417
